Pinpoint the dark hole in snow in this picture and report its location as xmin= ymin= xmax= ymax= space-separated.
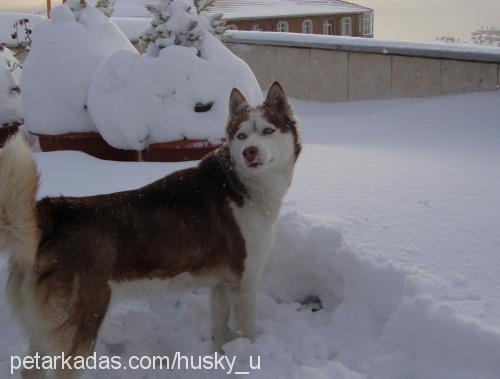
xmin=195 ymin=102 xmax=214 ymax=113
xmin=300 ymin=295 xmax=323 ymax=312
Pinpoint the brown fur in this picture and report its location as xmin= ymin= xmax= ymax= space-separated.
xmin=32 ymin=145 xmax=246 ymax=344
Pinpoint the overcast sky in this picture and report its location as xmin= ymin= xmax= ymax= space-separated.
xmin=1 ymin=0 xmax=500 ymax=42
xmin=355 ymin=0 xmax=500 ymax=41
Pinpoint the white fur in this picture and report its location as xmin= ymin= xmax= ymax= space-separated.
xmin=211 ymin=107 xmax=296 ymax=351
xmin=0 ymin=133 xmax=39 ymax=266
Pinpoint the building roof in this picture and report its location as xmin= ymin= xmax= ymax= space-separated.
xmin=205 ymin=0 xmax=372 ymax=21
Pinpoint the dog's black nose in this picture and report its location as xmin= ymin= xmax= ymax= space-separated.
xmin=243 ymin=146 xmax=259 ymax=163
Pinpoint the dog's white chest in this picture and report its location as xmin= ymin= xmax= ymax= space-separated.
xmin=230 ymin=201 xmax=276 ymax=284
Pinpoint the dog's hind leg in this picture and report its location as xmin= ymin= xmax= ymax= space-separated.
xmin=50 ymin=289 xmax=111 ymax=379
xmin=210 ymin=282 xmax=231 ymax=352
xmin=33 ymin=279 xmax=112 ymax=379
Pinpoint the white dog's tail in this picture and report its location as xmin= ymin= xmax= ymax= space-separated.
xmin=0 ymin=134 xmax=40 ymax=266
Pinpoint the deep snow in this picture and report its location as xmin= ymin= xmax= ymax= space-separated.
xmin=1 ymin=91 xmax=500 ymax=378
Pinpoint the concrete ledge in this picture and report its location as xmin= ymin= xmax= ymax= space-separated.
xmin=224 ymin=31 xmax=500 ymax=64
xmin=226 ymin=32 xmax=500 ymax=102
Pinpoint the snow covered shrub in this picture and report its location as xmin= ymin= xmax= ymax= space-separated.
xmin=11 ymin=18 xmax=33 ymax=49
xmin=138 ymin=0 xmax=225 ymax=57
xmin=0 ymin=44 xmax=23 ymax=125
xmin=21 ymin=2 xmax=135 ymax=135
xmin=65 ymin=0 xmax=90 ymax=15
xmin=87 ymin=0 xmax=262 ymax=150
xmin=95 ymin=0 xmax=116 ymax=17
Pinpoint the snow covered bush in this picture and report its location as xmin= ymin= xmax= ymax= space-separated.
xmin=95 ymin=0 xmax=116 ymax=17
xmin=0 ymin=44 xmax=22 ymax=125
xmin=88 ymin=0 xmax=262 ymax=150
xmin=21 ymin=1 xmax=135 ymax=135
xmin=10 ymin=18 xmax=33 ymax=49
xmin=138 ymin=0 xmax=225 ymax=57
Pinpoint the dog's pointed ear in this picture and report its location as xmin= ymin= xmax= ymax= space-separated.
xmin=228 ymin=88 xmax=249 ymax=118
xmin=264 ymin=81 xmax=293 ymax=118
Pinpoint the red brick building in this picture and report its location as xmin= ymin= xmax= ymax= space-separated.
xmin=206 ymin=0 xmax=374 ymax=38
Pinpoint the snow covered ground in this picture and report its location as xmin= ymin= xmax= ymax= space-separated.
xmin=1 ymin=90 xmax=500 ymax=378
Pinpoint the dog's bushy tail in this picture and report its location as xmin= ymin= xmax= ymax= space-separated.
xmin=0 ymin=134 xmax=39 ymax=266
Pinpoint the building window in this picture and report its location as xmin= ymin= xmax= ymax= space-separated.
xmin=277 ymin=21 xmax=289 ymax=32
xmin=302 ymin=19 xmax=313 ymax=34
xmin=361 ymin=12 xmax=373 ymax=35
xmin=323 ymin=21 xmax=333 ymax=35
xmin=251 ymin=24 xmax=264 ymax=31
xmin=341 ymin=17 xmax=352 ymax=36
xmin=226 ymin=24 xmax=238 ymax=31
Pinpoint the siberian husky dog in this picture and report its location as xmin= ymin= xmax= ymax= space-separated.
xmin=0 ymin=82 xmax=301 ymax=378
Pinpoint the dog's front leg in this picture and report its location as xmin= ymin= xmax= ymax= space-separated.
xmin=210 ymin=282 xmax=231 ymax=352
xmin=234 ymin=283 xmax=257 ymax=342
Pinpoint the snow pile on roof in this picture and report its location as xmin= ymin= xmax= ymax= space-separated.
xmin=88 ymin=32 xmax=263 ymax=149
xmin=21 ymin=3 xmax=136 ymax=135
xmin=206 ymin=0 xmax=371 ymax=20
xmin=0 ymin=13 xmax=44 ymax=47
xmin=0 ymin=46 xmax=22 ymax=125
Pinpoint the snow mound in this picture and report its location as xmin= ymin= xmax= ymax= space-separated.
xmin=88 ymin=32 xmax=263 ymax=149
xmin=83 ymin=211 xmax=500 ymax=378
xmin=21 ymin=3 xmax=136 ymax=135
xmin=0 ymin=46 xmax=22 ymax=124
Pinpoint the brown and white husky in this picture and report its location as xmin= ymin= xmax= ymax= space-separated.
xmin=0 ymin=82 xmax=301 ymax=378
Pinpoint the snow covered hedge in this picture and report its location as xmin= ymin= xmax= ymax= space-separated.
xmin=0 ymin=45 xmax=22 ymax=125
xmin=88 ymin=0 xmax=261 ymax=150
xmin=88 ymin=32 xmax=262 ymax=150
xmin=21 ymin=1 xmax=136 ymax=135
xmin=20 ymin=0 xmax=261 ymax=149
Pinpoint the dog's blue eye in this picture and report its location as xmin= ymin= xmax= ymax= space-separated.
xmin=237 ymin=133 xmax=247 ymax=140
xmin=263 ymin=128 xmax=276 ymax=135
